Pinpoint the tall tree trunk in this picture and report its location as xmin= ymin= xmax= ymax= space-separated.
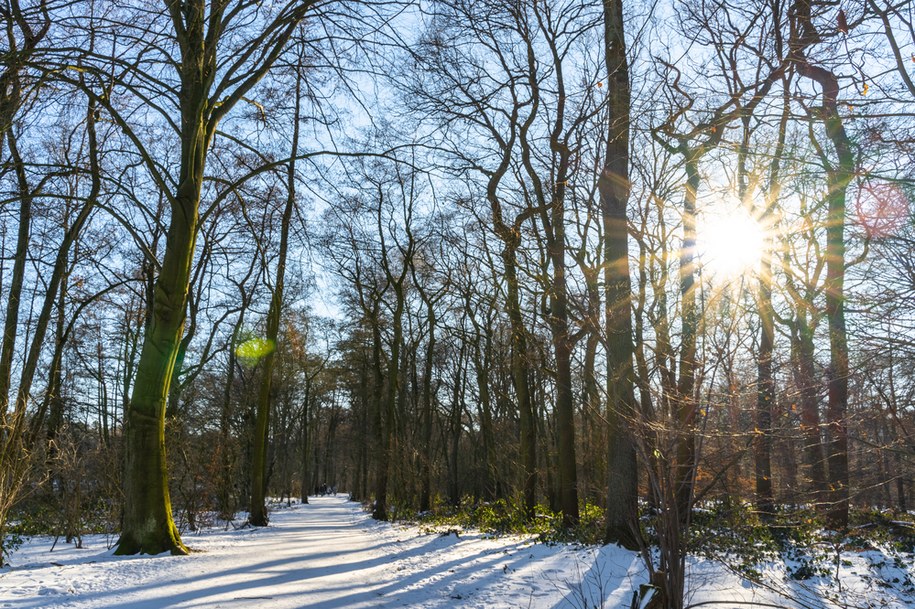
xmin=600 ymin=0 xmax=638 ymax=548
xmin=468 ymin=298 xmax=498 ymax=501
xmin=752 ymin=84 xmax=790 ymax=516
xmin=536 ymin=148 xmax=579 ymax=526
xmin=250 ymin=62 xmax=302 ymax=527
xmin=634 ymin=232 xmax=661 ymax=508
xmin=217 ymin=301 xmax=246 ymax=520
xmin=358 ymin=358 xmax=370 ymax=501
xmin=115 ymin=0 xmax=312 ymax=555
xmin=117 ymin=183 xmax=199 ymax=555
xmin=674 ymin=153 xmax=700 ymax=523
xmin=502 ymin=251 xmax=537 ymax=518
xmin=581 ymin=311 xmax=601 ymax=502
xmin=520 ymin=10 xmax=579 ymax=526
xmin=118 ymin=3 xmax=211 ymax=553
xmin=448 ymin=345 xmax=466 ymax=506
xmin=0 ymin=129 xmax=33 ymax=420
xmin=419 ymin=301 xmax=436 ymax=512
xmin=475 ymin=339 xmax=496 ymax=501
xmin=116 ymin=2 xmax=227 ymax=549
xmin=755 ymin=286 xmax=775 ymax=515
xmin=480 ymin=92 xmax=536 ymax=518
xmin=790 ymin=0 xmax=853 ymax=528
xmin=791 ymin=316 xmax=828 ymax=506
xmin=369 ymin=310 xmax=388 ymax=518
xmin=299 ymin=373 xmax=311 ymax=504
xmin=549 ymin=195 xmax=579 ymax=528
xmin=821 ymin=131 xmax=852 ymax=529
xmin=373 ymin=283 xmax=406 ymax=521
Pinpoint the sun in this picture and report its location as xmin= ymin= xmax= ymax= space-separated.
xmin=696 ymin=203 xmax=766 ymax=281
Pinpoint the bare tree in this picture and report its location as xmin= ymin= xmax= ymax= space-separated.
xmin=44 ymin=0 xmax=322 ymax=555
xmin=600 ymin=0 xmax=638 ymax=547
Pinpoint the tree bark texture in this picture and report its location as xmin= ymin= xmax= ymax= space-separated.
xmin=600 ymin=0 xmax=638 ymax=549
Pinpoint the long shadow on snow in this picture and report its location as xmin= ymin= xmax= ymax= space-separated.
xmin=4 ymin=499 xmax=645 ymax=609
xmin=9 ymin=532 xmax=536 ymax=608
xmin=547 ymin=545 xmax=644 ymax=609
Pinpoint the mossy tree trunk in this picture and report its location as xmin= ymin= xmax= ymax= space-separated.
xmin=117 ymin=130 xmax=204 ymax=552
xmin=114 ymin=0 xmax=315 ymax=555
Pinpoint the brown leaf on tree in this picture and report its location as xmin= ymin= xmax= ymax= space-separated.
xmin=838 ymin=9 xmax=848 ymax=35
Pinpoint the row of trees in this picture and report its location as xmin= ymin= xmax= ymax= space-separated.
xmin=1 ymin=1 xmax=914 ymax=605
xmin=311 ymin=3 xmax=913 ymax=603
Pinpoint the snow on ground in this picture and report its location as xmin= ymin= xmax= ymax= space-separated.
xmin=0 ymin=496 xmax=642 ymax=609
xmin=1 ymin=496 xmax=913 ymax=609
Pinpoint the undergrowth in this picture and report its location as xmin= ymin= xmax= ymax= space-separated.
xmin=687 ymin=498 xmax=915 ymax=588
xmin=393 ymin=494 xmax=915 ymax=594
xmin=390 ymin=496 xmax=607 ymax=545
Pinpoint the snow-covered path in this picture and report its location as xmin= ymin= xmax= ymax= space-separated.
xmin=0 ymin=497 xmax=643 ymax=609
xmin=6 ymin=496 xmax=915 ymax=609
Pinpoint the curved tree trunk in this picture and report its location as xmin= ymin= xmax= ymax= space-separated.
xmin=789 ymin=0 xmax=853 ymax=529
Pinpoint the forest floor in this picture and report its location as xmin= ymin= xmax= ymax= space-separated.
xmin=1 ymin=496 xmax=914 ymax=608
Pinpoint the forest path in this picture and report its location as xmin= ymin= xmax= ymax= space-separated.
xmin=0 ymin=496 xmax=643 ymax=609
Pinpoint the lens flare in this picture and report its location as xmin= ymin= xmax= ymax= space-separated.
xmin=696 ymin=205 xmax=766 ymax=280
xmin=854 ymin=182 xmax=909 ymax=238
xmin=236 ymin=337 xmax=275 ymax=363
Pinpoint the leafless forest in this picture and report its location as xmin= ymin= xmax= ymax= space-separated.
xmin=1 ymin=1 xmax=914 ymax=606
